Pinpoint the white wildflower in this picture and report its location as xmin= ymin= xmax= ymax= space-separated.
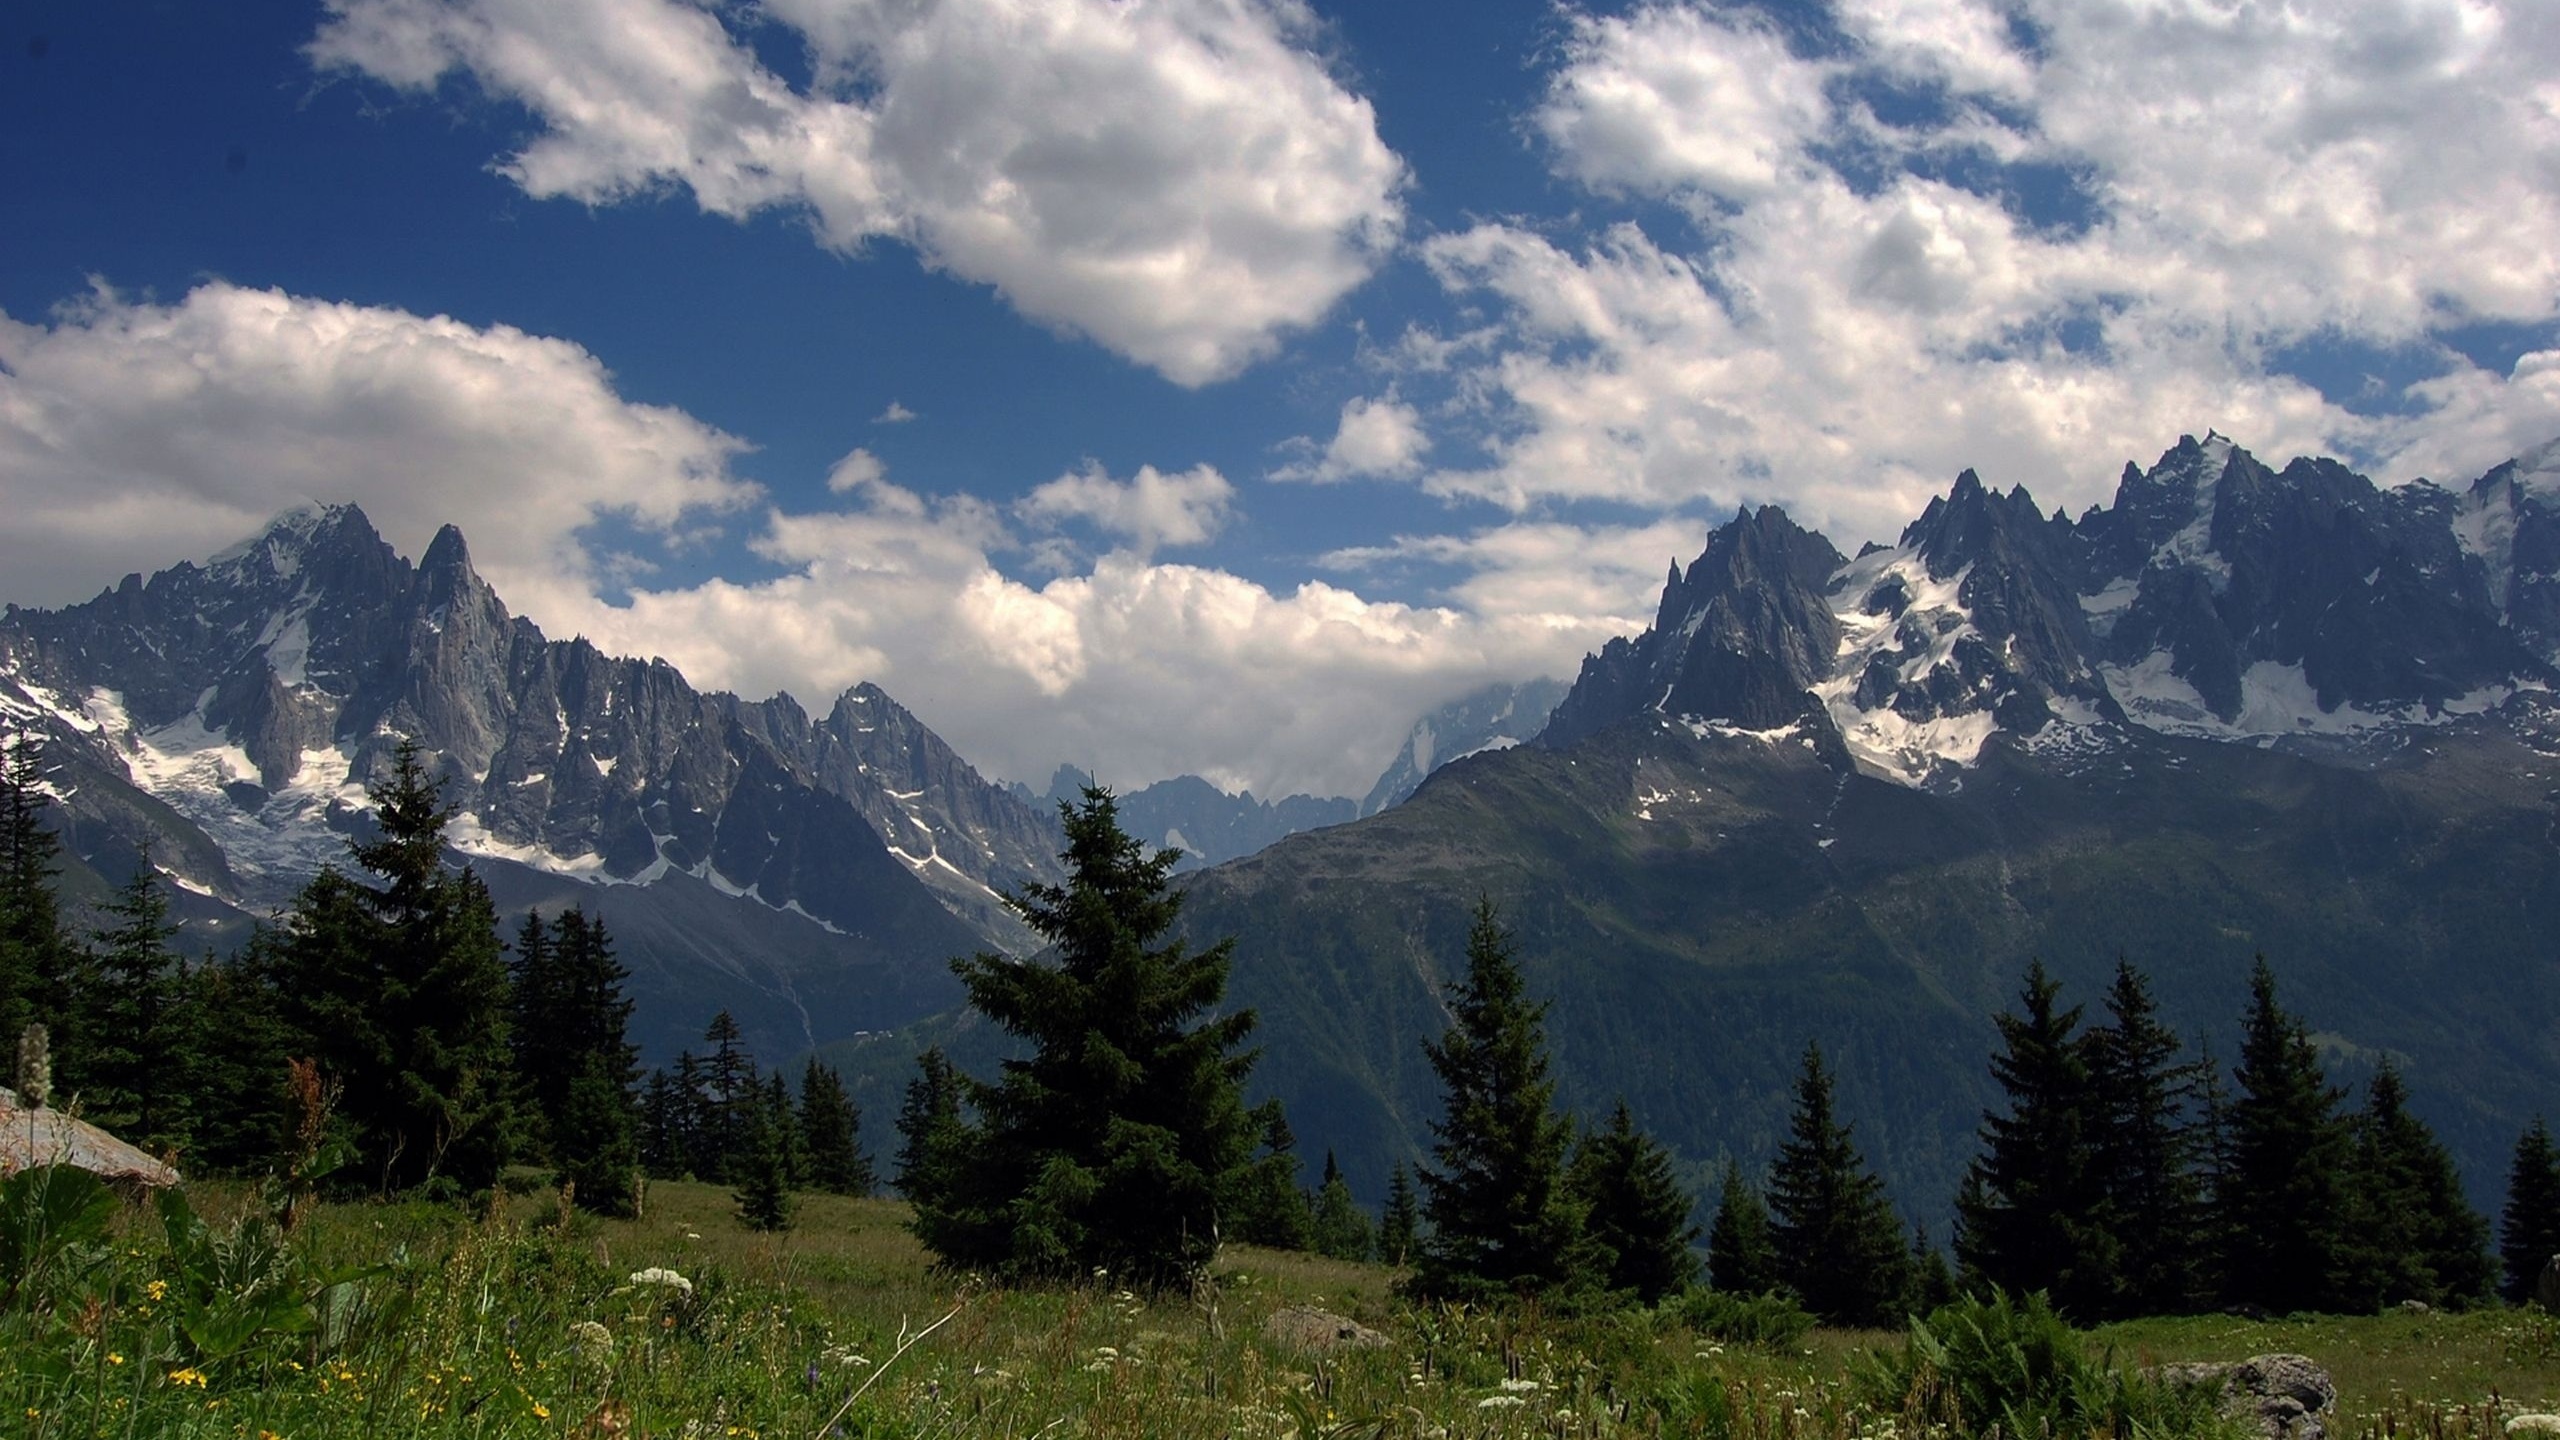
xmin=1499 ymin=1377 xmax=1541 ymax=1393
xmin=2507 ymin=1417 xmax=2560 ymax=1437
xmin=568 ymin=1320 xmax=613 ymax=1360
xmin=627 ymin=1266 xmax=693 ymax=1296
xmin=1476 ymin=1395 xmax=1526 ymax=1410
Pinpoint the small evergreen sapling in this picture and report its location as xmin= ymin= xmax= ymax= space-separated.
xmin=1378 ymin=1163 xmax=1420 ymax=1267
xmin=1569 ymin=1099 xmax=1698 ymax=1304
xmin=1308 ymin=1152 xmax=1374 ymax=1262
xmin=797 ymin=1059 xmax=872 ymax=1197
xmin=1706 ymin=1159 xmax=1780 ymax=1297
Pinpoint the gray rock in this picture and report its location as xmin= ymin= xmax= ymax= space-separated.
xmin=1262 ymin=1305 xmax=1389 ymax=1356
xmin=2154 ymin=1354 xmax=2336 ymax=1440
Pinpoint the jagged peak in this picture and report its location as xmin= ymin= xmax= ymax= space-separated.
xmin=417 ymin=522 xmax=474 ymax=574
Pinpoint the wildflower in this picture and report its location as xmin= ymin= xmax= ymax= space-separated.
xmin=1498 ymin=1377 xmax=1540 ymax=1393
xmin=532 ymin=1402 xmax=552 ymax=1420
xmin=2509 ymin=1418 xmax=2560 ymax=1437
xmin=167 ymin=1368 xmax=207 ymax=1388
xmin=627 ymin=1266 xmax=694 ymax=1296
xmin=144 ymin=1280 xmax=168 ymax=1302
xmin=107 ymin=1353 xmax=124 ymax=1366
xmin=570 ymin=1321 xmax=615 ymax=1361
xmin=1476 ymin=1395 xmax=1526 ymax=1410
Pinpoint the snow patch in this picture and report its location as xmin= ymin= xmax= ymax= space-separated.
xmin=1815 ymin=547 xmax=1997 ymax=784
xmin=2102 ymin=654 xmax=2529 ymax=741
xmin=2080 ymin=575 xmax=2141 ymax=638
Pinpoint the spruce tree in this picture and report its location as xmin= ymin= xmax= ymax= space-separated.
xmin=763 ymin=1070 xmax=807 ymax=1188
xmin=911 ymin=787 xmax=1264 ymax=1286
xmin=894 ymin=1046 xmax=964 ymax=1206
xmin=186 ymin=928 xmax=296 ymax=1175
xmin=1956 ymin=962 xmax=2113 ymax=1317
xmin=545 ymin=911 xmax=642 ymax=1212
xmin=79 ymin=862 xmax=195 ymax=1151
xmin=1766 ymin=1043 xmax=1910 ymax=1327
xmin=1309 ymin=1152 xmax=1376 ymax=1263
xmin=1707 ymin=1159 xmax=1781 ymax=1296
xmin=1230 ymin=1105 xmax=1314 ymax=1250
xmin=1378 ymin=1163 xmax=1421 ymax=1268
xmin=555 ymin=1054 xmax=644 ymax=1216
xmin=797 ymin=1058 xmax=872 ymax=1196
xmin=1909 ymin=1222 xmax=1959 ymax=1314
xmin=506 ymin=910 xmax=559 ymax=1155
xmin=734 ymin=1090 xmax=795 ymax=1232
xmin=2502 ymin=1118 xmax=2560 ymax=1305
xmin=2343 ymin=1061 xmax=2492 ymax=1309
xmin=639 ymin=1066 xmax=697 ymax=1179
xmin=2217 ymin=959 xmax=2352 ymax=1315
xmin=1410 ymin=900 xmax=1592 ymax=1302
xmin=1570 ymin=1099 xmax=1699 ymax=1304
xmin=690 ymin=1011 xmax=759 ymax=1183
xmin=0 ymin=729 xmax=73 ymax=1052
xmin=2082 ymin=960 xmax=2208 ymax=1318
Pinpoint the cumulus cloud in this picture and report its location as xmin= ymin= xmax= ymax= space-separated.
xmin=825 ymin=448 xmax=887 ymax=493
xmin=873 ymin=401 xmax=917 ymax=424
xmin=1016 ymin=462 xmax=1236 ymax=555
xmin=308 ymin=0 xmax=1406 ymax=384
xmin=0 ymin=281 xmax=757 ymax=608
xmin=1273 ymin=393 xmax=1429 ymax=483
xmin=1404 ymin=0 xmax=2560 ymax=541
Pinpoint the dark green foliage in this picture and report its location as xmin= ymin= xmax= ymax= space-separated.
xmin=510 ymin=909 xmax=641 ymax=1212
xmin=1908 ymin=1223 xmax=1958 ymax=1315
xmin=763 ymin=1071 xmax=805 ymax=1188
xmin=1857 ymin=1290 xmax=2218 ymax=1440
xmin=75 ymin=862 xmax=194 ymax=1152
xmin=275 ymin=743 xmax=515 ymax=1194
xmin=2502 ymin=1118 xmax=2560 ymax=1305
xmin=1667 ymin=1288 xmax=1816 ymax=1350
xmin=1707 ymin=1159 xmax=1780 ymax=1297
xmin=1377 ymin=1163 xmax=1419 ymax=1268
xmin=2343 ymin=1061 xmax=2492 ymax=1309
xmin=1228 ymin=1106 xmax=1313 ymax=1250
xmin=1767 ymin=1043 xmax=1910 ymax=1328
xmin=2216 ymin=958 xmax=2352 ymax=1314
xmin=2081 ymin=960 xmax=2208 ymax=1318
xmin=1410 ymin=900 xmax=1592 ymax=1302
xmin=554 ymin=1057 xmax=643 ymax=1217
xmin=0 ymin=732 xmax=72 ymax=1054
xmin=639 ymin=1067 xmax=694 ymax=1180
xmin=184 ymin=930 xmax=297 ymax=1175
xmin=912 ymin=787 xmax=1263 ymax=1287
xmin=893 ymin=1046 xmax=964 ymax=1207
xmin=690 ymin=1012 xmax=760 ymax=1184
xmin=733 ymin=1092 xmax=795 ymax=1233
xmin=797 ymin=1059 xmax=872 ymax=1197
xmin=1570 ymin=1099 xmax=1697 ymax=1305
xmin=1955 ymin=962 xmax=2112 ymax=1318
xmin=1309 ymin=1152 xmax=1374 ymax=1262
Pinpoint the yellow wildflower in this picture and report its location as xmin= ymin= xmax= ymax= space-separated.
xmin=168 ymin=1368 xmax=208 ymax=1388
xmin=106 ymin=1353 xmax=124 ymax=1366
xmin=532 ymin=1402 xmax=552 ymax=1420
xmin=145 ymin=1280 xmax=168 ymax=1301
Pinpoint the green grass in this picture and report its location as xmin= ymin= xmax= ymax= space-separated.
xmin=3 ymin=1174 xmax=2555 ymax=1439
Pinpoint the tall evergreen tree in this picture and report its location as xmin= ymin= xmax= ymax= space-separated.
xmin=763 ymin=1070 xmax=807 ymax=1188
xmin=74 ymin=862 xmax=196 ymax=1151
xmin=689 ymin=1011 xmax=759 ymax=1183
xmin=1309 ymin=1152 xmax=1376 ymax=1263
xmin=1570 ymin=1099 xmax=1698 ymax=1304
xmin=2501 ymin=1119 xmax=2560 ymax=1305
xmin=1955 ymin=962 xmax=2113 ymax=1317
xmin=556 ymin=1053 xmax=644 ymax=1217
xmin=894 ymin=1046 xmax=964 ymax=1206
xmin=2343 ymin=1061 xmax=2493 ymax=1309
xmin=2082 ymin=960 xmax=2208 ymax=1318
xmin=1229 ymin=1105 xmax=1314 ymax=1250
xmin=2216 ymin=959 xmax=2353 ymax=1315
xmin=911 ymin=788 xmax=1264 ymax=1286
xmin=0 ymin=729 xmax=73 ymax=1051
xmin=277 ymin=743 xmax=514 ymax=1193
xmin=186 ymin=928 xmax=297 ymax=1175
xmin=1410 ymin=900 xmax=1593 ymax=1302
xmin=1378 ymin=1163 xmax=1421 ymax=1268
xmin=639 ymin=1066 xmax=697 ymax=1180
xmin=1707 ymin=1159 xmax=1781 ymax=1296
xmin=506 ymin=911 xmax=559 ymax=1154
xmin=797 ymin=1058 xmax=872 ymax=1196
xmin=1766 ymin=1043 xmax=1910 ymax=1327
xmin=734 ymin=1088 xmax=795 ymax=1232
xmin=540 ymin=911 xmax=641 ymax=1212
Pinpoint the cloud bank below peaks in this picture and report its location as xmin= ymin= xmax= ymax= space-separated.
xmin=1392 ymin=0 xmax=2560 ymax=547
xmin=308 ymin=0 xmax=1406 ymax=385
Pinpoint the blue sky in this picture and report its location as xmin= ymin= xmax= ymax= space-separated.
xmin=5 ymin=0 xmax=2558 ymax=798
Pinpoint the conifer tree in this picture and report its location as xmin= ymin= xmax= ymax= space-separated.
xmin=1570 ymin=1099 xmax=1699 ymax=1304
xmin=1410 ymin=900 xmax=1593 ymax=1302
xmin=1766 ymin=1043 xmax=1910 ymax=1327
xmin=797 ymin=1058 xmax=872 ymax=1196
xmin=894 ymin=1046 xmax=964 ymax=1206
xmin=1230 ymin=1105 xmax=1314 ymax=1250
xmin=0 ymin=730 xmax=73 ymax=1050
xmin=1378 ymin=1163 xmax=1421 ymax=1268
xmin=1707 ymin=1158 xmax=1781 ymax=1296
xmin=186 ymin=928 xmax=297 ymax=1175
xmin=763 ymin=1070 xmax=807 ymax=1188
xmin=2082 ymin=960 xmax=2208 ymax=1318
xmin=690 ymin=1011 xmax=759 ymax=1183
xmin=506 ymin=911 xmax=558 ymax=1154
xmin=277 ymin=743 xmax=514 ymax=1193
xmin=911 ymin=788 xmax=1264 ymax=1286
xmin=2343 ymin=1061 xmax=2492 ymax=1309
xmin=639 ymin=1066 xmax=696 ymax=1179
xmin=1908 ymin=1222 xmax=1959 ymax=1314
xmin=1956 ymin=962 xmax=2113 ymax=1317
xmin=78 ymin=862 xmax=195 ymax=1151
xmin=2502 ymin=1118 xmax=2560 ymax=1305
xmin=1309 ymin=1152 xmax=1375 ymax=1262
xmin=2217 ymin=959 xmax=2352 ymax=1315
xmin=734 ymin=1090 xmax=795 ymax=1232
xmin=556 ymin=1054 xmax=644 ymax=1217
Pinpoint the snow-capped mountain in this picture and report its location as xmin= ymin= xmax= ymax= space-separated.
xmin=1545 ymin=434 xmax=2560 ymax=785
xmin=0 ymin=505 xmax=1064 ymax=1057
xmin=1361 ymin=678 xmax=1570 ymax=816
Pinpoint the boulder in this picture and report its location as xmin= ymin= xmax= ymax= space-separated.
xmin=0 ymin=1084 xmax=181 ymax=1191
xmin=1263 ymin=1305 xmax=1390 ymax=1356
xmin=2155 ymin=1354 xmax=2336 ymax=1440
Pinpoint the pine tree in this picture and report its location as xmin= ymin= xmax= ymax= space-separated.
xmin=734 ymin=1090 xmax=795 ymax=1232
xmin=797 ymin=1059 xmax=872 ymax=1196
xmin=1378 ymin=1163 xmax=1421 ymax=1268
xmin=1956 ymin=962 xmax=2113 ymax=1317
xmin=2081 ymin=960 xmax=2208 ymax=1318
xmin=894 ymin=1046 xmax=964 ymax=1206
xmin=1309 ymin=1152 xmax=1375 ymax=1262
xmin=690 ymin=1011 xmax=759 ymax=1183
xmin=0 ymin=729 xmax=74 ymax=1052
xmin=1410 ymin=900 xmax=1593 ymax=1302
xmin=763 ymin=1070 xmax=807 ymax=1188
xmin=1570 ymin=1099 xmax=1699 ymax=1304
xmin=185 ymin=928 xmax=297 ymax=1175
xmin=2342 ymin=1061 xmax=2492 ymax=1309
xmin=78 ymin=862 xmax=195 ymax=1151
xmin=1766 ymin=1043 xmax=1910 ymax=1327
xmin=1229 ymin=1105 xmax=1314 ymax=1250
xmin=538 ymin=911 xmax=642 ymax=1212
xmin=2217 ymin=958 xmax=2353 ymax=1315
xmin=1909 ymin=1222 xmax=1959 ymax=1314
xmin=555 ymin=1054 xmax=644 ymax=1216
xmin=639 ymin=1066 xmax=696 ymax=1179
xmin=911 ymin=787 xmax=1264 ymax=1286
xmin=2501 ymin=1118 xmax=2560 ymax=1305
xmin=276 ymin=743 xmax=515 ymax=1193
xmin=1707 ymin=1159 xmax=1781 ymax=1296
xmin=506 ymin=911 xmax=559 ymax=1156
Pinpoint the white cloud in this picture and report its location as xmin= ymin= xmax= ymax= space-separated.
xmin=1274 ymin=393 xmax=1429 ymax=483
xmin=1400 ymin=0 xmax=2560 ymax=537
xmin=1016 ymin=462 xmax=1236 ymax=555
xmin=308 ymin=0 xmax=1406 ymax=384
xmin=0 ymin=281 xmax=757 ymax=608
xmin=874 ymin=401 xmax=917 ymax=424
xmin=826 ymin=447 xmax=886 ymax=493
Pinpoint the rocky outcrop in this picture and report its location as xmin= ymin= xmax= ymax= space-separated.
xmin=1262 ymin=1305 xmax=1390 ymax=1355
xmin=2156 ymin=1354 xmax=2336 ymax=1440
